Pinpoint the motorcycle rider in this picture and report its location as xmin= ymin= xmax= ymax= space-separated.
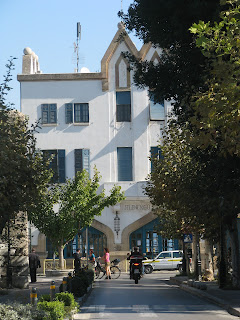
xmin=127 ymin=247 xmax=144 ymax=279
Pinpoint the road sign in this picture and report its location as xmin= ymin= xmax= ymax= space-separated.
xmin=183 ymin=234 xmax=193 ymax=243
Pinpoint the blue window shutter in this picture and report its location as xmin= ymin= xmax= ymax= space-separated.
xmin=75 ymin=149 xmax=83 ymax=175
xmin=41 ymin=104 xmax=49 ymax=124
xmin=82 ymin=149 xmax=90 ymax=175
xmin=117 ymin=147 xmax=132 ymax=181
xmin=65 ymin=103 xmax=73 ymax=123
xmin=49 ymin=104 xmax=57 ymax=123
xmin=58 ymin=149 xmax=65 ymax=183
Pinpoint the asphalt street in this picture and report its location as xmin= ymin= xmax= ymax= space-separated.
xmin=75 ymin=271 xmax=237 ymax=320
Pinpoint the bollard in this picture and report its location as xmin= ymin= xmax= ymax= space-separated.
xmin=62 ymin=277 xmax=67 ymax=292
xmin=50 ymin=280 xmax=55 ymax=301
xmin=30 ymin=287 xmax=37 ymax=305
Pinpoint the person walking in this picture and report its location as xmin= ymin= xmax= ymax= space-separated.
xmin=29 ymin=248 xmax=41 ymax=283
xmin=103 ymin=247 xmax=111 ymax=279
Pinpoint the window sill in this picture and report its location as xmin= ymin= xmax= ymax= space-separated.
xmin=73 ymin=123 xmax=89 ymax=126
xmin=41 ymin=123 xmax=58 ymax=127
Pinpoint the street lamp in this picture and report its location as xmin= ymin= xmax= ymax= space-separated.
xmin=114 ymin=212 xmax=120 ymax=236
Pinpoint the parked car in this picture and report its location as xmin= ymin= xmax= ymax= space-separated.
xmin=143 ymin=250 xmax=183 ymax=274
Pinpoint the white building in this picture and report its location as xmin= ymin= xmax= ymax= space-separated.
xmin=18 ymin=24 xmax=179 ymax=263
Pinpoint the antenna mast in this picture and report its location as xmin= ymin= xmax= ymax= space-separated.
xmin=76 ymin=22 xmax=81 ymax=72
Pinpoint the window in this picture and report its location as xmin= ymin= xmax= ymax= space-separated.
xmin=41 ymin=104 xmax=57 ymax=124
xmin=173 ymin=251 xmax=183 ymax=258
xmin=42 ymin=149 xmax=65 ymax=183
xmin=150 ymin=147 xmax=163 ymax=172
xmin=149 ymin=96 xmax=165 ymax=121
xmin=65 ymin=103 xmax=89 ymax=123
xmin=159 ymin=252 xmax=171 ymax=259
xmin=74 ymin=149 xmax=90 ymax=176
xmin=116 ymin=91 xmax=131 ymax=122
xmin=117 ymin=147 xmax=132 ymax=181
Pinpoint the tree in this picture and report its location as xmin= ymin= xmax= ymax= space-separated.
xmin=146 ymin=124 xmax=240 ymax=286
xmin=189 ymin=0 xmax=240 ymax=157
xmin=0 ymin=58 xmax=51 ymax=234
xmin=119 ymin=0 xmax=221 ymax=123
xmin=28 ymin=168 xmax=125 ymax=269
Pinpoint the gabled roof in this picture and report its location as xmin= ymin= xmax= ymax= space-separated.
xmin=101 ymin=23 xmax=152 ymax=91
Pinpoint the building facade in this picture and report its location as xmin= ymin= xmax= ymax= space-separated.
xmin=18 ymin=24 xmax=178 ymax=264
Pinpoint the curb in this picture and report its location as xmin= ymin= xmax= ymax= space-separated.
xmin=169 ymin=277 xmax=240 ymax=317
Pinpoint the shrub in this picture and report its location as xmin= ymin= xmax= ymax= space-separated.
xmin=55 ymin=292 xmax=78 ymax=309
xmin=39 ymin=294 xmax=51 ymax=302
xmin=85 ymin=268 xmax=94 ymax=285
xmin=37 ymin=300 xmax=65 ymax=320
xmin=0 ymin=302 xmax=47 ymax=320
xmin=70 ymin=268 xmax=94 ymax=297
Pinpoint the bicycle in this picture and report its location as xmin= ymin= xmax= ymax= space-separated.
xmin=95 ymin=258 xmax=121 ymax=279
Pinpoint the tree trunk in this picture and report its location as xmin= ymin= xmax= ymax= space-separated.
xmin=219 ymin=223 xmax=227 ymax=288
xmin=58 ymin=244 xmax=65 ymax=270
xmin=228 ymin=218 xmax=240 ymax=288
xmin=192 ymin=234 xmax=198 ymax=276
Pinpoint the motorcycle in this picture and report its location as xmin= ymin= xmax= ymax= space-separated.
xmin=130 ymin=256 xmax=143 ymax=284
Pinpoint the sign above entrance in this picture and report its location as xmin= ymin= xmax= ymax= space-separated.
xmin=121 ymin=201 xmax=152 ymax=212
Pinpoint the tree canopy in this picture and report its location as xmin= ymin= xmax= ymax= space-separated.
xmin=0 ymin=58 xmax=51 ymax=233
xmin=189 ymin=0 xmax=240 ymax=156
xmin=28 ymin=168 xmax=125 ymax=268
xmin=120 ymin=0 xmax=221 ymax=123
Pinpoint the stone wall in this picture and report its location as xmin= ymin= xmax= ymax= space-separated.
xmin=0 ymin=212 xmax=29 ymax=288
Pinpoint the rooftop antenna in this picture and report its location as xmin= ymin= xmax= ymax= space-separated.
xmin=121 ymin=0 xmax=123 ymax=11
xmin=74 ymin=22 xmax=81 ymax=72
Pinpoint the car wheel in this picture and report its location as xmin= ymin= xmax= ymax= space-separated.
xmin=144 ymin=265 xmax=153 ymax=274
xmin=178 ymin=264 xmax=183 ymax=273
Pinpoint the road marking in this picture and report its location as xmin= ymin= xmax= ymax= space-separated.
xmin=132 ymin=305 xmax=158 ymax=317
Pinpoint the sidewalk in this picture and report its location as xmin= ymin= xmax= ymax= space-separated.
xmin=170 ymin=276 xmax=240 ymax=317
xmin=0 ymin=275 xmax=63 ymax=305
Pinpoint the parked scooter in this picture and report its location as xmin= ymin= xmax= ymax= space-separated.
xmin=130 ymin=256 xmax=143 ymax=284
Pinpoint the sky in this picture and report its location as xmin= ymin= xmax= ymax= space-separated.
xmin=0 ymin=0 xmax=142 ymax=111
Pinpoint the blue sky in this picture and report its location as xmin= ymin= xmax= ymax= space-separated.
xmin=0 ymin=0 xmax=142 ymax=111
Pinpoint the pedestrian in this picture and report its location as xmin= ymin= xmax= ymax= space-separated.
xmin=89 ymin=249 xmax=96 ymax=267
xmin=103 ymin=247 xmax=111 ymax=279
xmin=29 ymin=248 xmax=41 ymax=283
xmin=73 ymin=248 xmax=81 ymax=274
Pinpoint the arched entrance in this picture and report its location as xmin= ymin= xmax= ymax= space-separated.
xmin=46 ymin=226 xmax=107 ymax=259
xmin=129 ymin=218 xmax=179 ymax=259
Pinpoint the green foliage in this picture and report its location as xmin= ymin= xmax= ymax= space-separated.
xmin=70 ymin=269 xmax=94 ymax=297
xmin=39 ymin=294 xmax=51 ymax=302
xmin=119 ymin=0 xmax=221 ymax=123
xmin=0 ymin=302 xmax=47 ymax=320
xmin=189 ymin=0 xmax=240 ymax=156
xmin=37 ymin=300 xmax=65 ymax=320
xmin=28 ymin=167 xmax=125 ymax=267
xmin=55 ymin=292 xmax=78 ymax=309
xmin=0 ymin=58 xmax=52 ymax=233
xmin=146 ymin=125 xmax=240 ymax=241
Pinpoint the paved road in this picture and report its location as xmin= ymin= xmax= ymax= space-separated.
xmin=75 ymin=271 xmax=236 ymax=320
